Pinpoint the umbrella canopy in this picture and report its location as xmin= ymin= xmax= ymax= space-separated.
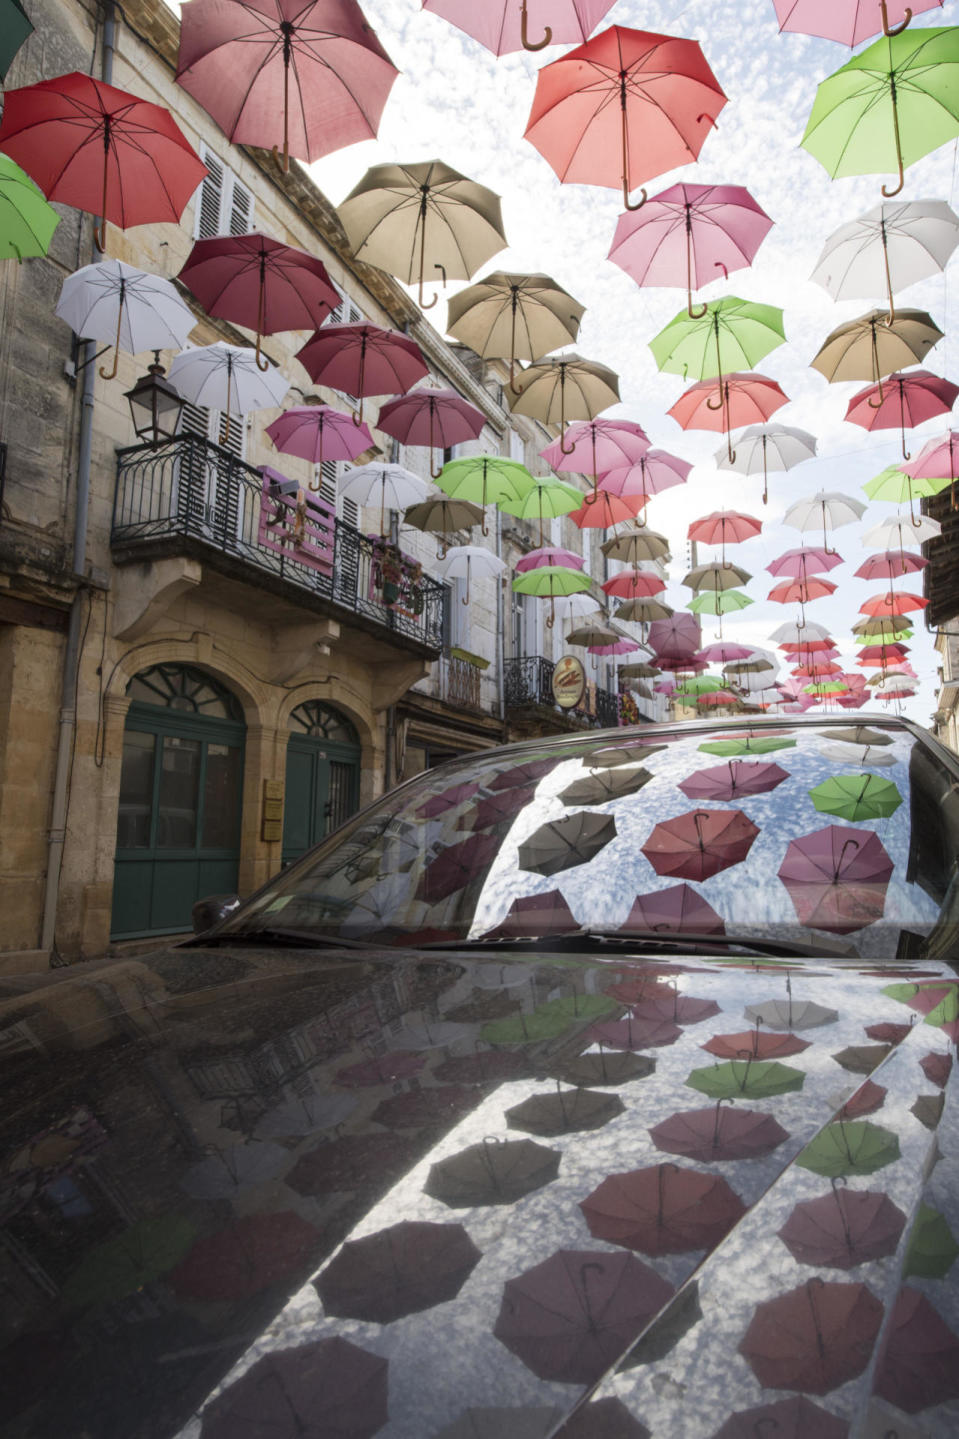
xmin=168 ymin=343 xmax=289 ymax=442
xmin=524 ymin=25 xmax=727 ymax=210
xmin=651 ymin=297 xmax=786 ymax=386
xmin=717 ymin=422 xmax=817 ymax=504
xmin=778 ymin=824 xmax=894 ymax=934
xmin=518 ymin=811 xmax=617 ymax=876
xmin=0 ymin=152 xmax=59 ymax=261
xmin=797 ymin=1120 xmax=901 ymax=1177
xmin=739 ymin=1279 xmax=884 ymax=1395
xmin=0 ymin=71 xmax=207 ymax=250
xmin=315 ymin=1219 xmax=480 ymax=1323
xmin=810 ymin=307 xmax=942 ymax=386
xmin=437 ymin=455 xmax=535 ymax=515
xmin=702 ymin=1027 xmax=810 ymax=1060
xmin=554 ymin=1049 xmax=656 ymax=1088
xmin=339 ymin=463 xmax=429 ymax=531
xmin=603 ymin=526 xmax=671 ymax=563
xmin=619 ymin=882 xmax=726 ymax=935
xmin=423 ymin=0 xmax=618 ymax=55
xmin=55 ymin=259 xmax=195 ymax=381
xmin=744 ymin=996 xmax=839 ymax=1030
xmin=337 ymin=159 xmax=505 ymax=306
xmin=678 ymin=759 xmax=788 ymax=802
xmin=774 ymin=0 xmax=942 ymax=46
xmin=436 ymin=544 xmax=506 ymax=603
xmin=509 ymin=354 xmax=620 ymax=446
xmin=905 ymin=1203 xmax=959 ymax=1279
xmin=844 ymin=368 xmax=959 ymax=460
xmin=334 ymin=1051 xmax=427 ymax=1087
xmin=266 ymin=403 xmax=372 ymax=465
xmin=541 ymin=418 xmax=650 ymax=477
xmin=506 ymin=1085 xmax=624 ymax=1137
xmin=560 ymin=766 xmax=653 ymax=806
xmin=580 ymin=1163 xmax=745 ymax=1256
xmin=590 ymin=1012 xmax=682 ymax=1051
xmin=62 ymin=1215 xmax=197 ymax=1308
xmin=370 ymin=1085 xmax=476 ymax=1130
xmin=809 ymin=773 xmax=901 ymax=820
xmin=862 ymin=513 xmax=941 ymax=548
xmin=713 ymin=1396 xmax=850 ymax=1439
xmin=875 ymin=1286 xmax=959 ymax=1414
xmin=811 ymin=200 xmax=959 ymax=322
xmin=416 ymin=831 xmax=500 ymax=901
xmin=650 ymin=1102 xmax=789 ymax=1162
xmin=686 ymin=1058 xmax=806 ymax=1100
xmin=170 ymin=1211 xmax=320 ymax=1302
xmin=668 ymin=372 xmax=789 ymax=462
xmin=0 ymin=0 xmax=32 ymax=81
xmin=493 ymin=1247 xmax=675 ymax=1384
xmin=904 ymin=426 xmax=959 ymax=506
xmin=683 ymin=562 xmax=752 ymax=592
xmin=286 ymin=1132 xmax=418 ymax=1196
xmin=855 ymin=548 xmax=927 ymax=579
xmin=180 ymin=1141 xmax=287 ymax=1199
xmin=445 ymin=270 xmax=584 ymax=387
xmin=570 ymin=491 xmax=646 ymax=528
xmin=405 ymin=496 xmax=485 ymax=553
xmin=379 ymin=389 xmax=485 ymax=476
xmin=783 ymin=490 xmax=866 ymax=552
xmin=602 ymin=568 xmax=667 ymax=600
xmin=516 ymin=545 xmax=586 ymax=573
xmin=778 ymin=1187 xmax=906 ymax=1269
xmin=295 ymin=322 xmax=428 ymax=420
xmin=642 ymin=808 xmax=759 ymax=882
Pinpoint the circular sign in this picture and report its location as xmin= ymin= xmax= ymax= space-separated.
xmin=552 ymin=655 xmax=586 ymax=709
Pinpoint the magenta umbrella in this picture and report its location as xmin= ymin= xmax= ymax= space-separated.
xmin=648 ymin=612 xmax=702 ymax=658
xmin=266 ymin=404 xmax=372 ymax=466
xmin=642 ymin=809 xmax=760 ymax=883
xmin=855 ymin=549 xmax=928 ymax=579
xmin=609 ymin=182 xmax=773 ymax=317
xmin=678 ymin=760 xmax=789 ymax=803
xmin=875 ymin=1286 xmax=959 ymax=1414
xmin=844 ymin=369 xmax=959 ymax=461
xmin=296 ymin=323 xmax=429 ymax=423
xmin=768 ymin=546 xmax=843 ymax=578
xmin=378 ymin=388 xmax=485 ymax=478
xmin=778 ymin=1187 xmax=906 ymax=1269
xmin=540 ymin=418 xmax=649 ymax=486
xmin=699 ymin=641 xmax=754 ymax=662
xmin=599 ymin=449 xmax=692 ymax=515
xmin=579 ymin=1163 xmax=745 ymax=1256
xmin=904 ymin=427 xmax=959 ymax=510
xmin=649 ymin=1102 xmax=789 ymax=1162
xmin=590 ymin=1012 xmax=682 ymax=1050
xmin=416 ymin=832 xmax=500 ymax=902
xmin=515 ymin=545 xmax=585 ymax=572
xmin=466 ymin=784 xmax=536 ymax=831
xmin=773 ymin=0 xmax=943 ymax=47
xmin=423 ymin=1 xmax=618 ymax=54
xmin=779 ymin=825 xmax=894 ymax=935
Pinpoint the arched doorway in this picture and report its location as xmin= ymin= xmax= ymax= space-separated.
xmin=111 ymin=665 xmax=246 ymax=939
xmin=282 ymin=701 xmax=361 ymax=865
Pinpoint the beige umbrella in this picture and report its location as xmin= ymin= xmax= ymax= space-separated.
xmin=446 ymin=271 xmax=585 ymax=390
xmin=683 ymin=562 xmax=752 ymax=591
xmin=337 ymin=160 xmax=507 ymax=309
xmin=614 ymin=598 xmax=674 ymax=623
xmin=810 ymin=308 xmax=943 ymax=402
xmin=619 ymin=661 xmax=660 ymax=679
xmin=507 ymin=353 xmax=620 ymax=452
xmin=602 ymin=526 xmax=670 ymax=563
xmin=565 ymin=619 xmax=619 ymax=647
xmin=404 ymin=497 xmax=484 ymax=558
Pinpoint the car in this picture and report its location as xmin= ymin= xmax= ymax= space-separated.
xmin=2 ymin=712 xmax=959 ymax=1438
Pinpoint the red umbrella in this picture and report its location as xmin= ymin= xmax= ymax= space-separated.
xmin=702 ymin=1027 xmax=810 ymax=1060
xmin=570 ymin=491 xmax=645 ymax=528
xmin=688 ymin=510 xmax=762 ymax=564
xmin=739 ymin=1278 xmax=884 ymax=1394
xmin=875 ymin=1286 xmax=959 ymax=1413
xmin=711 ymin=1396 xmax=850 ymax=1439
xmin=524 ymin=26 xmax=727 ymax=211
xmin=176 ymin=0 xmax=398 ymax=173
xmin=481 ymin=889 xmax=578 ymax=938
xmin=170 ymin=1211 xmax=319 ymax=1301
xmin=864 ymin=1020 xmax=912 ymax=1043
xmin=778 ymin=1186 xmax=906 ymax=1270
xmin=642 ymin=809 xmax=759 ymax=882
xmin=466 ymin=785 xmax=536 ymax=831
xmin=649 ymin=1102 xmax=789 ymax=1162
xmin=296 ymin=322 xmax=429 ymax=423
xmin=602 ymin=568 xmax=667 ymax=599
xmin=838 ymin=1078 xmax=887 ymax=1119
xmin=678 ymin=760 xmax=788 ymax=803
xmin=769 ymin=576 xmax=838 ymax=605
xmin=378 ymin=389 xmax=485 ymax=478
xmin=0 ymin=72 xmax=207 ymax=251
xmin=488 ymin=757 xmax=558 ymax=791
xmin=266 ymin=404 xmax=373 ymax=465
xmin=859 ymin=589 xmax=928 ymax=616
xmin=632 ymin=992 xmax=721 ymax=1026
xmin=844 ymin=370 xmax=959 ymax=461
xmin=580 ymin=1163 xmax=744 ymax=1256
xmin=590 ymin=1012 xmax=682 ymax=1050
xmin=668 ymin=372 xmax=789 ymax=462
xmin=778 ymin=825 xmax=894 ymax=935
xmin=493 ymin=1247 xmax=675 ymax=1383
xmin=416 ymin=832 xmax=501 ymax=902
xmin=423 ymin=0 xmax=618 ymax=55
xmin=314 ymin=1219 xmax=481 ymax=1323
xmin=920 ymin=1051 xmax=952 ymax=1087
xmin=179 ymin=232 xmax=338 ymax=369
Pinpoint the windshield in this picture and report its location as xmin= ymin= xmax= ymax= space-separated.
xmin=221 ymin=718 xmax=959 ymax=961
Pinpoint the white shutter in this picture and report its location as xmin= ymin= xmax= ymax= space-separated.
xmin=195 ymin=152 xmax=224 ymax=240
xmin=229 ymin=179 xmax=253 ymax=235
xmin=449 ymin=577 xmax=469 ymax=648
xmin=195 ymin=145 xmax=255 ymax=238
xmin=316 ymin=461 xmax=358 ymax=529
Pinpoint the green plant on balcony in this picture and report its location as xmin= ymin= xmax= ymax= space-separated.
xmin=371 ymin=537 xmax=424 ymax=612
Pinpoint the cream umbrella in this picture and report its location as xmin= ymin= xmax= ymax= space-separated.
xmin=446 ymin=271 xmax=584 ymax=390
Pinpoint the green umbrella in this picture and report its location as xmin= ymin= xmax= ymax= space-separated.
xmin=649 ymin=297 xmax=786 ymax=382
xmin=0 ymin=0 xmax=33 ymax=81
xmin=63 ymin=1215 xmax=197 ymax=1309
xmin=436 ymin=456 xmax=536 ymax=520
xmin=685 ymin=1058 xmax=805 ymax=1100
xmin=674 ymin=675 xmax=727 ymax=697
xmin=511 ymin=563 xmax=592 ymax=628
xmin=688 ymin=589 xmax=754 ymax=615
xmin=803 ymin=680 xmax=848 ymax=695
xmin=500 ymin=477 xmax=584 ymax=545
xmin=796 ymin=1120 xmax=900 ymax=1178
xmin=480 ymin=1007 xmax=574 ymax=1045
xmin=698 ymin=735 xmax=797 ymax=757
xmin=535 ymin=993 xmax=617 ymax=1022
xmin=912 ymin=1093 xmax=945 ymax=1129
xmin=864 ymin=463 xmax=948 ymax=504
xmin=809 ymin=774 xmax=902 ymax=821
xmin=801 ymin=27 xmax=959 ymax=198
xmin=0 ymin=152 xmax=59 ymax=260
xmin=905 ymin=1204 xmax=959 ymax=1279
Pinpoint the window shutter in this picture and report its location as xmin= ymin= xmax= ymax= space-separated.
xmin=316 ymin=461 xmax=358 ymax=529
xmin=228 ymin=178 xmax=254 ymax=236
xmin=195 ymin=146 xmax=255 ymax=238
xmin=196 ymin=154 xmax=224 ymax=240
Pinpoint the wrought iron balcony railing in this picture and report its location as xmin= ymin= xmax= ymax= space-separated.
xmin=503 ymin=656 xmax=620 ymax=729
xmin=112 ymin=437 xmax=446 ymax=652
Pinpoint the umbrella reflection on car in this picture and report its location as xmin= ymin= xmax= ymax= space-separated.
xmin=467 ymin=785 xmax=538 ymax=832
xmin=797 ymin=1119 xmax=901 ymax=1178
xmin=740 ymin=1276 xmax=884 ymax=1395
xmin=416 ymin=832 xmax=501 ymax=903
xmin=506 ymin=1081 xmax=624 ymax=1137
xmin=314 ymin=1219 xmax=481 ymax=1323
xmin=559 ymin=766 xmax=654 ymax=807
xmin=371 ymin=1085 xmax=476 ymax=1131
xmin=678 ymin=759 xmax=789 ymax=802
xmin=686 ymin=1057 xmax=806 ymax=1099
xmin=433 ymin=1048 xmax=533 ymax=1086
xmin=650 ymin=1099 xmax=789 ymax=1163
xmin=711 ymin=1394 xmax=852 ymax=1439
xmin=777 ymin=1179 xmax=906 ymax=1270
xmin=702 ymin=1020 xmax=810 ymax=1060
xmin=552 ymin=1046 xmax=656 ymax=1089
xmin=874 ymin=1286 xmax=959 ymax=1414
xmin=170 ymin=1211 xmax=321 ymax=1303
xmin=904 ymin=1203 xmax=959 ymax=1280
xmin=580 ymin=1162 xmax=745 ymax=1256
xmin=641 ymin=808 xmax=759 ymax=881
xmin=518 ymin=812 xmax=617 ymax=876
xmin=778 ymin=824 xmax=895 ymax=934
xmin=286 ymin=1133 xmax=419 ymax=1199
xmin=618 ymin=882 xmax=726 ymax=936
xmin=590 ymin=1010 xmax=682 ymax=1051
xmin=425 ymin=1136 xmax=561 ymax=1208
xmin=837 ymin=1077 xmax=887 ymax=1120
xmin=479 ymin=888 xmax=578 ymax=939
xmin=179 ymin=1140 xmax=288 ymax=1200
xmin=833 ymin=1042 xmax=892 ymax=1073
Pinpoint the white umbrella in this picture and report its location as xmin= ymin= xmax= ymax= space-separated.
xmin=56 ymin=259 xmax=196 ymax=380
xmin=872 ymin=676 xmax=917 ymax=700
xmin=716 ymin=423 xmax=817 ymax=504
xmin=818 ymin=740 xmax=897 ymax=768
xmin=782 ymin=490 xmax=866 ymax=553
xmin=167 ymin=342 xmax=289 ymax=443
xmin=339 ymin=462 xmax=429 ymax=534
xmin=862 ymin=514 xmax=942 ymax=548
xmin=745 ymin=999 xmax=838 ymax=1031
xmin=770 ymin=619 xmax=832 ymax=644
xmin=810 ymin=201 xmax=959 ymax=321
xmin=550 ymin=592 xmax=602 ymax=621
xmin=436 ymin=544 xmax=506 ymax=603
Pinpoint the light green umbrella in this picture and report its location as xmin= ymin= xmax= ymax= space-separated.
xmin=904 ymin=1203 xmax=959 ymax=1280
xmin=922 ymin=988 xmax=959 ymax=1031
xmin=436 ymin=456 xmax=536 ymax=527
xmin=864 ymin=463 xmax=948 ymax=503
xmin=801 ymin=27 xmax=959 ymax=198
xmin=699 ymin=735 xmax=797 ymax=757
xmin=685 ymin=1058 xmax=805 ymax=1100
xmin=809 ymin=773 xmax=902 ymax=821
xmin=480 ymin=1008 xmax=574 ymax=1045
xmin=688 ymin=589 xmax=754 ymax=615
xmin=649 ymin=297 xmax=786 ymax=383
xmin=0 ymin=152 xmax=59 ymax=260
xmin=500 ymin=477 xmax=584 ymax=544
xmin=674 ymin=675 xmax=727 ymax=697
xmin=63 ymin=1214 xmax=197 ymax=1309
xmin=796 ymin=1120 xmax=900 ymax=1178
xmin=512 ymin=563 xmax=591 ymax=627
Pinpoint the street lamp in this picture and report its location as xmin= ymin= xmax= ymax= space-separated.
xmin=125 ymin=351 xmax=185 ymax=447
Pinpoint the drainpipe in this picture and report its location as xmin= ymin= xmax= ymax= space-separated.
xmin=495 ymin=505 xmax=505 ymax=727
xmin=40 ymin=0 xmax=115 ymax=956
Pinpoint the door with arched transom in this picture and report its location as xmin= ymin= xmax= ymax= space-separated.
xmin=282 ymin=702 xmax=361 ymax=865
xmin=111 ymin=665 xmax=246 ymax=939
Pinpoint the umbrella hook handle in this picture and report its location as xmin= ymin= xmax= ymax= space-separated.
xmin=881 ymin=81 xmax=907 ymax=197
xmin=521 ymin=0 xmax=552 ymax=51
xmin=881 ymin=0 xmax=912 ymax=34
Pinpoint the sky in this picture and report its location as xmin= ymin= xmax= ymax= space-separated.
xmin=178 ymin=0 xmax=959 ymax=722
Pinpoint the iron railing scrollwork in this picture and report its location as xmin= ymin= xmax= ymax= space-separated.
xmin=503 ymin=656 xmax=618 ymax=728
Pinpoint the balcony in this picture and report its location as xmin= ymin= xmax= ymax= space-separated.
xmin=439 ymin=653 xmax=484 ymax=711
xmin=112 ymin=437 xmax=446 ymax=654
xmin=504 ymin=656 xmax=620 ymax=731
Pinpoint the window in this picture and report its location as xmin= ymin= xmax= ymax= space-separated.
xmin=195 ymin=146 xmax=255 ymax=239
xmin=323 ymin=288 xmax=365 ymax=328
xmin=316 ymin=460 xmax=358 ymax=530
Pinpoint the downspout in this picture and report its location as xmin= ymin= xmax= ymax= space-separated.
xmin=40 ymin=0 xmax=115 ymax=957
xmin=496 ymin=504 xmax=505 ymax=729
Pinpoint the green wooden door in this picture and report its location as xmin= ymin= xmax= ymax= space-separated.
xmin=282 ymin=702 xmax=360 ymax=865
xmin=111 ymin=666 xmax=245 ymax=939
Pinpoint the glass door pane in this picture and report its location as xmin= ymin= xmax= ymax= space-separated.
xmin=117 ymin=731 xmax=155 ymax=849
xmin=203 ymin=742 xmax=241 ymax=849
xmin=157 ymin=736 xmax=200 ymax=848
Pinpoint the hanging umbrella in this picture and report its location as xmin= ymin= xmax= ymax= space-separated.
xmin=713 ymin=1396 xmax=851 ymax=1439
xmin=818 ymin=740 xmax=897 ymax=768
xmin=553 ymin=1049 xmax=656 ymax=1088
xmin=904 ymin=427 xmax=959 ymax=509
xmin=686 ymin=1058 xmax=806 ymax=1100
xmin=339 ymin=463 xmax=429 ymax=536
xmin=855 ymin=548 xmax=927 ymax=579
xmin=0 ymin=0 xmax=32 ymax=81
xmin=641 ymin=808 xmax=759 ymax=882
xmin=702 ymin=1026 xmax=810 ymax=1059
xmin=862 ymin=512 xmax=941 ymax=548
xmin=797 ymin=1119 xmax=901 ymax=1177
xmin=62 ymin=1214 xmax=197 ymax=1308
xmin=905 ymin=1203 xmax=959 ymax=1279
xmin=286 ymin=1132 xmax=418 ymax=1196
xmin=445 ymin=271 xmax=584 ymax=388
xmin=744 ymin=992 xmax=838 ymax=1029
xmin=668 ymin=372 xmax=789 ymax=463
xmin=177 ymin=0 xmax=398 ymax=173
xmin=833 ymin=1042 xmax=892 ymax=1073
xmin=602 ymin=568 xmax=666 ymax=600
xmin=437 ymin=456 xmax=535 ymax=532
xmin=774 ymin=0 xmax=942 ymax=46
xmin=919 ymin=1051 xmax=953 ymax=1086
xmin=580 ymin=1163 xmax=745 ymax=1256
xmin=0 ymin=152 xmax=59 ymax=260
xmin=198 ymin=1338 xmax=388 ymax=1439
xmin=650 ymin=298 xmax=786 ymax=395
xmin=779 ymin=824 xmax=894 ymax=934
xmin=480 ymin=889 xmax=578 ymax=938
xmin=168 ymin=342 xmax=289 ymax=444
xmin=620 ymin=882 xmax=726 ymax=935
xmin=570 ymin=491 xmax=646 ymax=528
xmin=493 ymin=1248 xmax=675 ymax=1384
xmin=688 ymin=510 xmax=762 ymax=567
xmin=433 ymin=1049 xmax=532 ymax=1084
xmin=811 ymin=200 xmax=959 ymax=322
xmin=266 ymin=403 xmax=372 ymax=467
xmin=315 ymin=1219 xmax=480 ymax=1323
xmin=0 ymin=71 xmax=207 ymax=250
xmin=379 ymin=388 xmax=485 ymax=477
xmin=337 ymin=159 xmax=505 ymax=308
xmin=769 ymin=576 xmax=837 ymax=605
xmin=433 ymin=1408 xmax=571 ymax=1439
xmin=608 ymin=182 xmax=773 ymax=317
xmin=739 ymin=1279 xmax=884 ymax=1395
xmin=809 ymin=773 xmax=901 ymax=821
xmin=810 ymin=308 xmax=942 ymax=392
xmin=602 ymin=526 xmax=671 ymax=564
xmin=516 ymin=544 xmax=586 ymax=572
xmin=436 ymin=544 xmax=506 ymax=604
xmin=650 ymin=1102 xmax=789 ymax=1162
xmin=180 ymin=1141 xmax=287 ymax=1199
xmin=501 ymin=479 xmax=586 ymax=547
xmin=415 ymin=832 xmax=500 ymax=902
xmin=170 ymin=1211 xmax=320 ymax=1302
xmin=370 ymin=1085 xmax=476 ymax=1130
xmin=518 ymin=811 xmax=616 ymax=876
xmin=541 ymin=417 xmax=649 ymax=478
xmin=404 ymin=496 xmax=485 ymax=557
xmin=423 ymin=0 xmax=618 ymax=55
xmin=55 ymin=259 xmax=196 ymax=381
xmin=688 ymin=591 xmax=753 ymax=620
xmin=511 ymin=563 xmax=592 ymax=627
xmin=698 ymin=733 xmax=796 ymax=756
xmin=700 ymin=641 xmax=755 ymax=662
xmin=801 ymin=27 xmax=959 ymax=198
xmin=678 ymin=760 xmax=788 ymax=802
xmin=508 ymin=354 xmax=620 ymax=451
xmin=683 ymin=561 xmax=752 ymax=592
xmin=875 ymin=1286 xmax=959 ymax=1414
xmin=718 ymin=422 xmax=817 ymax=505
xmin=601 ymin=450 xmax=692 ymax=505
xmin=295 ymin=322 xmax=428 ymax=420
xmin=507 ymin=1084 xmax=624 ymax=1137
xmin=481 ymin=1006 xmax=578 ymax=1045
xmin=524 ymin=25 xmax=727 ymax=211
xmin=778 ymin=1185 xmax=906 ymax=1269
xmin=560 ymin=766 xmax=653 ymax=806
xmin=844 ymin=369 xmax=959 ymax=461
xmin=468 ymin=784 xmax=537 ymax=831
xmin=426 ymin=1137 xmax=561 ymax=1207
xmin=590 ymin=1011 xmax=682 ymax=1050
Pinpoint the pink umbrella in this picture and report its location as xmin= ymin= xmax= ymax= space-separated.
xmin=838 ymin=1078 xmax=887 ymax=1118
xmin=648 ymin=612 xmax=702 ymax=657
xmin=844 ymin=370 xmax=959 ymax=461
xmin=778 ymin=1187 xmax=906 ymax=1270
xmin=769 ymin=576 xmax=838 ymax=605
xmin=668 ymin=373 xmax=789 ymax=462
xmin=650 ymin=1103 xmax=789 ymax=1162
xmin=422 ymin=0 xmax=618 ymax=55
xmin=266 ymin=404 xmax=372 ymax=465
xmin=599 ymin=449 xmax=692 ymax=505
xmin=740 ymin=1278 xmax=884 ymax=1395
xmin=608 ymin=182 xmax=773 ymax=317
xmin=570 ymin=491 xmax=646 ymax=528
xmin=579 ymin=1163 xmax=745 ymax=1256
xmin=416 ymin=782 xmax=481 ymax=818
xmin=773 ymin=0 xmax=943 ymax=47
xmin=371 ymin=1086 xmax=476 ymax=1130
xmin=857 ymin=643 xmax=910 ymax=662
xmin=416 ymin=832 xmax=500 ymax=902
xmin=855 ymin=550 xmax=927 ymax=579
xmin=779 ymin=825 xmax=894 ymax=935
xmin=699 ymin=641 xmax=755 ymax=662
xmin=678 ymin=760 xmax=788 ymax=802
xmin=602 ymin=568 xmax=666 ymax=599
xmin=767 ymin=546 xmax=843 ymax=577
xmin=860 ymin=589 xmax=927 ymax=616
xmin=619 ymin=882 xmax=726 ymax=935
xmin=590 ymin=1012 xmax=682 ymax=1050
xmin=515 ymin=545 xmax=585 ymax=572
xmin=334 ymin=1051 xmax=427 ymax=1087
xmin=295 ymin=323 xmax=428 ymax=423
xmin=875 ymin=1286 xmax=959 ymax=1414
xmin=904 ymin=427 xmax=959 ymax=509
xmin=642 ymin=809 xmax=760 ymax=882
xmin=378 ymin=389 xmax=485 ymax=477
xmin=540 ymin=417 xmax=649 ymax=478
xmin=589 ymin=637 xmax=644 ymax=655
xmin=633 ymin=992 xmax=721 ymax=1025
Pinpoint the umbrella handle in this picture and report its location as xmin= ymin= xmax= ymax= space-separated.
xmin=620 ymin=91 xmax=647 ymax=211
xmin=881 ymin=81 xmax=906 ymax=197
xmin=521 ymin=0 xmax=552 ymax=50
xmin=98 ymin=292 xmax=124 ymax=381
xmin=881 ymin=0 xmax=912 ymax=34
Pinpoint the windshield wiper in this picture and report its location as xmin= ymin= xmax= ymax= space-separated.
xmin=413 ymin=929 xmax=856 ymax=962
xmin=193 ymin=926 xmax=377 ymax=951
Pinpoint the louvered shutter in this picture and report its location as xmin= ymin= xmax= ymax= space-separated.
xmin=196 ymin=153 xmax=224 ymax=240
xmin=229 ymin=180 xmax=253 ymax=235
xmin=195 ymin=146 xmax=255 ymax=238
xmin=317 ymin=460 xmax=358 ymax=529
